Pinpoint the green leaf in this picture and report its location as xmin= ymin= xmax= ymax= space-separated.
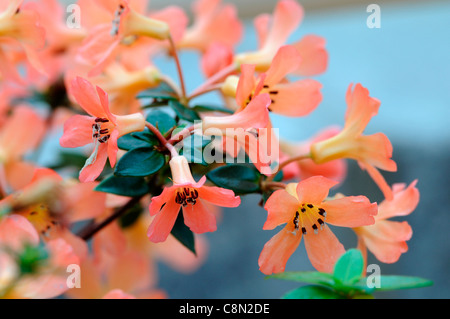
xmin=137 ymin=82 xmax=178 ymax=101
xmin=191 ymin=104 xmax=234 ymax=115
xmin=206 ymin=164 xmax=261 ymax=195
xmin=95 ymin=175 xmax=150 ymax=197
xmin=282 ymin=285 xmax=344 ymax=299
xmin=170 ymin=208 xmax=196 ymax=255
xmin=267 ymin=271 xmax=336 ymax=288
xmin=169 ymin=100 xmax=201 ymax=122
xmin=114 ymin=147 xmax=165 ymax=177
xmin=364 ymin=275 xmax=433 ymax=292
xmin=179 ymin=134 xmax=212 ymax=166
xmin=333 ymin=249 xmax=364 ymax=286
xmin=146 ymin=108 xmax=177 ymax=135
xmin=117 ymin=132 xmax=158 ymax=151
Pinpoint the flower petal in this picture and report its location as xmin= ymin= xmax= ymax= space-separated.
xmin=304 ymin=225 xmax=345 ymax=273
xmin=147 ymin=194 xmax=180 ymax=243
xmin=263 ymin=189 xmax=299 ymax=230
xmin=321 ymin=196 xmax=377 ymax=228
xmin=197 ymin=185 xmax=241 ymax=208
xmin=258 ymin=227 xmax=302 ymax=275
xmin=296 ymin=176 xmax=339 ymax=205
xmin=264 ymin=45 xmax=301 ymax=86
xmin=377 ymin=180 xmax=419 ymax=220
xmin=292 ymin=34 xmax=328 ymax=76
xmin=182 ymin=199 xmax=217 ymax=234
xmin=59 ymin=114 xmax=94 ymax=148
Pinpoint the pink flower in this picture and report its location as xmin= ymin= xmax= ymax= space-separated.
xmin=0 ymin=105 xmax=46 ymax=193
xmin=60 ymin=77 xmax=145 ymax=182
xmin=234 ymin=0 xmax=327 ymax=76
xmin=147 ymin=155 xmax=241 ymax=243
xmin=77 ymin=0 xmax=187 ymax=76
xmin=310 ymin=83 xmax=397 ymax=200
xmin=0 ymin=0 xmax=46 ymax=83
xmin=259 ymin=176 xmax=377 ymax=274
xmin=179 ymin=0 xmax=243 ymax=52
xmin=201 ymin=93 xmax=276 ymax=174
xmin=354 ymin=181 xmax=419 ymax=264
xmin=235 ymin=45 xmax=322 ymax=117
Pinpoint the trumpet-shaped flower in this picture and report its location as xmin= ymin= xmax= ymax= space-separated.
xmin=232 ymin=45 xmax=322 ymax=117
xmin=259 ymin=176 xmax=377 ymax=274
xmin=60 ymin=77 xmax=145 ymax=182
xmin=280 ymin=126 xmax=347 ymax=182
xmin=234 ymin=0 xmax=327 ymax=76
xmin=179 ymin=0 xmax=243 ymax=52
xmin=354 ymin=181 xmax=419 ymax=264
xmin=77 ymin=0 xmax=187 ymax=76
xmin=147 ymin=155 xmax=241 ymax=243
xmin=310 ymin=83 xmax=397 ymax=200
xmin=0 ymin=0 xmax=46 ymax=83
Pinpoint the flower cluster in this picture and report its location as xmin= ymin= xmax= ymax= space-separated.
xmin=0 ymin=0 xmax=421 ymax=299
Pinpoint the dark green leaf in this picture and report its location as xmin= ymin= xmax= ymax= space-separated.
xmin=179 ymin=134 xmax=212 ymax=166
xmin=169 ymin=100 xmax=201 ymax=122
xmin=206 ymin=164 xmax=261 ymax=195
xmin=119 ymin=202 xmax=143 ymax=229
xmin=170 ymin=209 xmax=196 ymax=255
xmin=191 ymin=104 xmax=234 ymax=114
xmin=115 ymin=147 xmax=165 ymax=177
xmin=282 ymin=285 xmax=343 ymax=299
xmin=117 ymin=132 xmax=158 ymax=151
xmin=50 ymin=152 xmax=88 ymax=170
xmin=267 ymin=271 xmax=336 ymax=288
xmin=333 ymin=249 xmax=364 ymax=286
xmin=95 ymin=175 xmax=150 ymax=197
xmin=146 ymin=108 xmax=177 ymax=135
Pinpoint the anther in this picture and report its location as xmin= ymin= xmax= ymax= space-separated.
xmin=312 ymin=224 xmax=318 ymax=234
xmin=269 ymin=91 xmax=279 ymax=95
xmin=99 ymin=129 xmax=109 ymax=134
xmin=301 ymin=227 xmax=307 ymax=235
xmin=293 ymin=211 xmax=299 ymax=230
xmin=95 ymin=118 xmax=109 ymax=123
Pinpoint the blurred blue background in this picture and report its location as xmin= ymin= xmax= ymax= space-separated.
xmin=152 ymin=0 xmax=450 ymax=299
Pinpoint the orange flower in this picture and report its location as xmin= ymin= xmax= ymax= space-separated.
xmin=147 ymin=155 xmax=240 ymax=243
xmin=310 ymin=83 xmax=397 ymax=200
xmin=0 ymin=105 xmax=46 ymax=194
xmin=259 ymin=176 xmax=377 ymax=274
xmin=354 ymin=180 xmax=419 ymax=264
xmin=60 ymin=77 xmax=145 ymax=182
xmin=179 ymin=0 xmax=243 ymax=52
xmin=0 ymin=0 xmax=46 ymax=83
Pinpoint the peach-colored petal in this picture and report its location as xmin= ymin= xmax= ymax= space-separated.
xmin=64 ymin=182 xmax=107 ymax=222
xmin=254 ymin=13 xmax=270 ymax=49
xmin=0 ymin=214 xmax=39 ymax=250
xmin=235 ymin=64 xmax=256 ymax=107
xmin=4 ymin=161 xmax=37 ymax=191
xmin=59 ymin=115 xmax=95 ymax=148
xmin=107 ymin=251 xmax=151 ymax=293
xmin=182 ymin=200 xmax=217 ymax=234
xmin=147 ymin=195 xmax=180 ymax=243
xmin=79 ymin=142 xmax=109 ymax=182
xmin=377 ymin=180 xmax=419 ymax=220
xmin=70 ymin=77 xmax=109 ymax=118
xmin=0 ymin=105 xmax=46 ymax=158
xmin=292 ymin=34 xmax=328 ymax=76
xmin=263 ymin=0 xmax=303 ymax=52
xmin=354 ymin=133 xmax=396 ymax=171
xmin=264 ymin=45 xmax=301 ymax=86
xmin=197 ymin=185 xmax=240 ymax=208
xmin=107 ymin=129 xmax=119 ymax=168
xmin=258 ymin=228 xmax=302 ymax=275
xmin=321 ymin=196 xmax=377 ymax=228
xmin=268 ymin=79 xmax=322 ymax=117
xmin=263 ymin=189 xmax=299 ymax=230
xmin=201 ymin=42 xmax=233 ymax=78
xmin=296 ymin=176 xmax=338 ymax=205
xmin=303 ymin=225 xmax=345 ymax=273
xmin=148 ymin=187 xmax=177 ymax=217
